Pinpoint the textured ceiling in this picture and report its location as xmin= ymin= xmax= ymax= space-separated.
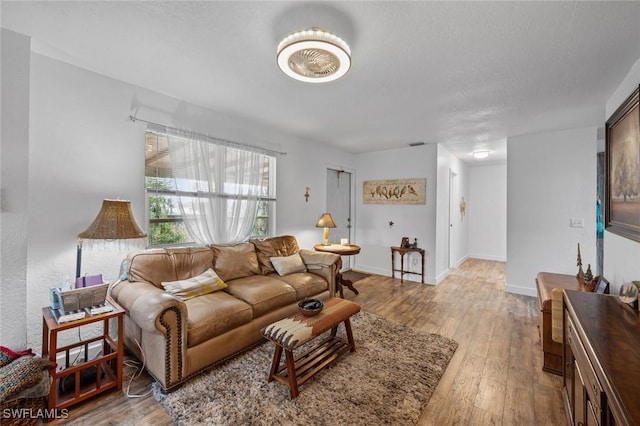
xmin=2 ymin=1 xmax=640 ymax=164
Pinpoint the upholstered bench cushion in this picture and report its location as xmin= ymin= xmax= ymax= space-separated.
xmin=261 ymin=298 xmax=361 ymax=350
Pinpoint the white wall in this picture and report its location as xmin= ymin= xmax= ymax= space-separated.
xmin=468 ymin=164 xmax=507 ymax=261
xmin=2 ymin=36 xmax=355 ymax=352
xmin=435 ymin=145 xmax=469 ymax=281
xmin=353 ymin=145 xmax=438 ymax=283
xmin=506 ymin=127 xmax=598 ymax=296
xmin=0 ymin=29 xmax=31 ymax=348
xmin=603 ymin=56 xmax=640 ymax=295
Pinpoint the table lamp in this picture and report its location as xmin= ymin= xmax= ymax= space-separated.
xmin=76 ymin=199 xmax=147 ymax=279
xmin=315 ymin=213 xmax=336 ymax=246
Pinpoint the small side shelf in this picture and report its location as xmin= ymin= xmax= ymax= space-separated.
xmin=390 ymin=246 xmax=425 ymax=283
xmin=41 ymin=297 xmax=124 ymax=412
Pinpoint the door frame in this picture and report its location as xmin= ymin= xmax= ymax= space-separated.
xmin=325 ymin=164 xmax=356 ymax=269
xmin=448 ymin=169 xmax=458 ymax=269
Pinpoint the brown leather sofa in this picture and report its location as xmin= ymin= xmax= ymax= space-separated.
xmin=111 ymin=235 xmax=341 ymax=391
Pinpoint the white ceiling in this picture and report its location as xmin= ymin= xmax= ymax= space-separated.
xmin=3 ymin=1 xmax=640 ymax=165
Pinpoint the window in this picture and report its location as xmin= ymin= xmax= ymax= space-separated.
xmin=144 ymin=130 xmax=276 ymax=246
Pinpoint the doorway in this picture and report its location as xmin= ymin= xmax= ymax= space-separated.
xmin=326 ymin=168 xmax=352 ymax=268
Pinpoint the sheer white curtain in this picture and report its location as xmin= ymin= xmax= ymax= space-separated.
xmin=165 ymin=128 xmax=266 ymax=244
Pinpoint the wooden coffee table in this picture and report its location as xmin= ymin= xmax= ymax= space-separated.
xmin=260 ymin=297 xmax=361 ymax=398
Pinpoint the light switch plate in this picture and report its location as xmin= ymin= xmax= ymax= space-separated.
xmin=570 ymin=217 xmax=584 ymax=228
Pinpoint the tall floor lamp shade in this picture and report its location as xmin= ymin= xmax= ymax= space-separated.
xmin=76 ymin=199 xmax=147 ymax=279
xmin=315 ymin=213 xmax=337 ymax=246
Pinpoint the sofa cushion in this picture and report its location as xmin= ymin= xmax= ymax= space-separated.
xmin=224 ymin=275 xmax=297 ymax=318
xmin=270 ymin=253 xmax=307 ymax=276
xmin=184 ymin=291 xmax=253 ymax=347
xmin=210 ymin=243 xmax=261 ymax=282
xmin=127 ymin=247 xmax=214 ymax=289
xmin=161 ymin=268 xmax=227 ymax=301
xmin=271 ymin=272 xmax=329 ymax=300
xmin=250 ymin=235 xmax=300 ymax=274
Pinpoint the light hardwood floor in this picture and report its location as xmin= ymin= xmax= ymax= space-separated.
xmin=50 ymin=258 xmax=565 ymax=425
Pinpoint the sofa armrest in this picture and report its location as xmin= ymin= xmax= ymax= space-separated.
xmin=299 ymin=249 xmax=341 ymax=297
xmin=111 ymin=280 xmax=188 ymax=389
xmin=111 ymin=280 xmax=187 ymax=334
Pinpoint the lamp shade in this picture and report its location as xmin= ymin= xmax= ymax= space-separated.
xmin=78 ymin=199 xmax=147 ymax=240
xmin=315 ymin=213 xmax=337 ymax=229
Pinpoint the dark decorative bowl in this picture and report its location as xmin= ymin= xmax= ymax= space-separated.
xmin=298 ymin=299 xmax=324 ymax=316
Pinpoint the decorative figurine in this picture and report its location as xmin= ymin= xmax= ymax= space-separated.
xmin=576 ymin=243 xmax=584 ymax=283
xmin=584 ymin=264 xmax=593 ymax=289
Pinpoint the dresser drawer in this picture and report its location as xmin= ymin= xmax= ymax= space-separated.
xmin=566 ymin=314 xmax=605 ymax=421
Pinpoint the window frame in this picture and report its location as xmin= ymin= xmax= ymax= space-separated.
xmin=144 ymin=130 xmax=276 ymax=247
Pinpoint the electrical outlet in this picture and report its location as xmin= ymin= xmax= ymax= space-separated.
xmin=570 ymin=217 xmax=584 ymax=228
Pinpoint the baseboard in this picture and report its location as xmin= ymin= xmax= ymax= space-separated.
xmin=505 ymin=283 xmax=537 ymax=297
xmin=354 ymin=265 xmax=436 ymax=285
xmin=355 ymin=264 xmax=389 ymax=277
xmin=435 ymin=269 xmax=450 ymax=284
xmin=468 ymin=253 xmax=507 ymax=262
xmin=455 ymin=254 xmax=469 ymax=268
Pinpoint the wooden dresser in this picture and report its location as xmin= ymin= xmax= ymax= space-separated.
xmin=563 ymin=290 xmax=640 ymax=426
xmin=536 ymin=272 xmax=586 ymax=375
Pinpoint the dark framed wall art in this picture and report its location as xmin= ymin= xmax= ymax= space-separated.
xmin=605 ymin=85 xmax=640 ymax=243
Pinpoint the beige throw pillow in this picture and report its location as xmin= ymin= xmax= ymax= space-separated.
xmin=161 ymin=268 xmax=227 ymax=300
xmin=270 ymin=253 xmax=307 ymax=276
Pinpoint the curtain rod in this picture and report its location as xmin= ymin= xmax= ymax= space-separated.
xmin=128 ymin=115 xmax=287 ymax=157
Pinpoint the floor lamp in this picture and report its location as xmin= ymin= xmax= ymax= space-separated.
xmin=76 ymin=199 xmax=147 ymax=281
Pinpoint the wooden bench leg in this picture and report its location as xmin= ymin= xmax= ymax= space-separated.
xmin=330 ymin=325 xmax=338 ymax=337
xmin=284 ymin=349 xmax=299 ymax=398
xmin=268 ymin=345 xmax=282 ymax=382
xmin=344 ymin=318 xmax=356 ymax=352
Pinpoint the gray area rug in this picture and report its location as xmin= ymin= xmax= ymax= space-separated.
xmin=153 ymin=311 xmax=458 ymax=426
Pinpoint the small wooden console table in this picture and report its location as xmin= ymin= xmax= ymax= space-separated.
xmin=390 ymin=246 xmax=425 ymax=283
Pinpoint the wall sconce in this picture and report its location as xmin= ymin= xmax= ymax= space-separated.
xmin=305 ymin=187 xmax=310 ymax=202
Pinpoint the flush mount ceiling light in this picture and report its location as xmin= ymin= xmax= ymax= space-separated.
xmin=472 ymin=150 xmax=490 ymax=159
xmin=277 ymin=28 xmax=351 ymax=83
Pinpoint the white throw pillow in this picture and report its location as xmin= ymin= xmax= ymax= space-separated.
xmin=270 ymin=253 xmax=307 ymax=276
xmin=161 ymin=268 xmax=227 ymax=301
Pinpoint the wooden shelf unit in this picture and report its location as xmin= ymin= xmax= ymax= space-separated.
xmin=41 ymin=297 xmax=124 ymax=412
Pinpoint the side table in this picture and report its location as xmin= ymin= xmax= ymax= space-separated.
xmin=313 ymin=243 xmax=361 ymax=297
xmin=41 ymin=296 xmax=124 ymax=411
xmin=390 ymin=246 xmax=425 ymax=283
